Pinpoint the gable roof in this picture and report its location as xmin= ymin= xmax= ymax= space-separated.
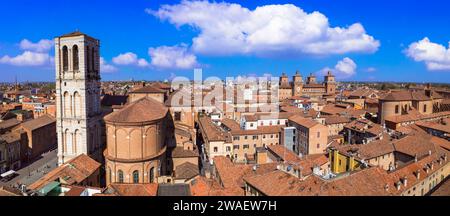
xmin=21 ymin=115 xmax=55 ymax=131
xmin=288 ymin=115 xmax=320 ymax=128
xmin=106 ymin=183 xmax=158 ymax=196
xmin=130 ymin=85 xmax=165 ymax=94
xmin=380 ymin=90 xmax=431 ymax=101
xmin=28 ymin=154 xmax=101 ymax=191
xmin=175 ymin=162 xmax=199 ymax=180
xmin=243 ymin=167 xmax=395 ymax=196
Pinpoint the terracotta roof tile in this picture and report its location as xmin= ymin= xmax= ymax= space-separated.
xmin=220 ymin=118 xmax=241 ymax=131
xmin=104 ymin=97 xmax=168 ymax=123
xmin=244 ymin=167 xmax=396 ymax=196
xmin=198 ymin=116 xmax=231 ymax=142
xmin=230 ymin=125 xmax=282 ymax=136
xmin=288 ymin=115 xmax=319 ymax=128
xmin=324 ymin=116 xmax=351 ymax=125
xmin=267 ymin=145 xmax=328 ymax=176
xmin=170 ymin=147 xmax=199 ymax=158
xmin=416 ymin=121 xmax=450 ymax=134
xmin=106 ymin=183 xmax=158 ymax=196
xmin=175 ymin=162 xmax=199 ymax=180
xmin=20 ymin=115 xmax=55 ymax=131
xmin=213 ymin=156 xmax=278 ymax=195
xmin=130 ymin=85 xmax=166 ymax=94
xmin=28 ymin=154 xmax=101 ymax=191
xmin=381 ymin=90 xmax=431 ymax=101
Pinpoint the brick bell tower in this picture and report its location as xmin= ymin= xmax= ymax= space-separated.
xmin=324 ymin=71 xmax=336 ymax=94
xmin=293 ymin=70 xmax=303 ymax=97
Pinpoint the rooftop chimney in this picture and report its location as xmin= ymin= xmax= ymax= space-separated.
xmin=402 ymin=177 xmax=408 ymax=187
xmin=396 ymin=181 xmax=402 ymax=191
xmin=415 ymin=170 xmax=421 ymax=180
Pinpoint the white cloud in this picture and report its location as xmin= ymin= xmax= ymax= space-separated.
xmin=20 ymin=39 xmax=53 ymax=52
xmin=137 ymin=58 xmax=149 ymax=67
xmin=112 ymin=52 xmax=149 ymax=67
xmin=318 ymin=57 xmax=357 ymax=79
xmin=149 ymin=1 xmax=380 ymax=56
xmin=100 ymin=57 xmax=118 ymax=73
xmin=405 ymin=37 xmax=450 ymax=71
xmin=0 ymin=51 xmax=52 ymax=66
xmin=148 ymin=44 xmax=198 ymax=69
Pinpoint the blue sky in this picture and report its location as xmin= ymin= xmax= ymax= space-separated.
xmin=0 ymin=0 xmax=449 ymax=83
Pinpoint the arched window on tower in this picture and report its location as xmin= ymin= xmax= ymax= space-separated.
xmin=118 ymin=170 xmax=124 ymax=183
xmin=65 ymin=129 xmax=72 ymax=155
xmin=62 ymin=46 xmax=68 ymax=71
xmin=63 ymin=129 xmax=68 ymax=154
xmin=72 ymin=45 xmax=79 ymax=71
xmin=133 ymin=170 xmax=139 ymax=183
xmin=149 ymin=167 xmax=155 ymax=183
xmin=73 ymin=129 xmax=79 ymax=154
xmin=73 ymin=91 xmax=81 ymax=117
xmin=63 ymin=91 xmax=71 ymax=117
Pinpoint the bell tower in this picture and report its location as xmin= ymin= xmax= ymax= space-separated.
xmin=280 ymin=72 xmax=289 ymax=86
xmin=55 ymin=31 xmax=103 ymax=165
xmin=307 ymin=73 xmax=317 ymax=84
xmin=324 ymin=71 xmax=336 ymax=94
xmin=293 ymin=70 xmax=303 ymax=96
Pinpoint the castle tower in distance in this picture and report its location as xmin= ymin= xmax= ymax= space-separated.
xmin=55 ymin=31 xmax=103 ymax=165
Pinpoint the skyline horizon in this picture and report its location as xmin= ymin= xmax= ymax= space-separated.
xmin=1 ymin=0 xmax=450 ymax=83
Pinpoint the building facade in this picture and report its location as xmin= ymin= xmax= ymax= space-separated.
xmin=104 ymin=97 xmax=170 ymax=185
xmin=288 ymin=115 xmax=328 ymax=156
xmin=278 ymin=71 xmax=336 ymax=101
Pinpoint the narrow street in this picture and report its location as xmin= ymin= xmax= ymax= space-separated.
xmin=0 ymin=149 xmax=58 ymax=188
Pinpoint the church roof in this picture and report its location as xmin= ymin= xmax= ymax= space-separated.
xmin=380 ymin=90 xmax=431 ymax=101
xmin=56 ymin=31 xmax=97 ymax=41
xmin=150 ymin=82 xmax=171 ymax=90
xmin=104 ymin=97 xmax=168 ymax=124
xmin=59 ymin=31 xmax=85 ymax=37
xmin=130 ymin=85 xmax=165 ymax=94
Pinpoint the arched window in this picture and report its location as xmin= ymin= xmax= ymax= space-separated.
xmin=73 ymin=129 xmax=79 ymax=154
xmin=65 ymin=129 xmax=72 ymax=155
xmin=118 ymin=170 xmax=124 ymax=183
xmin=63 ymin=91 xmax=71 ymax=117
xmin=72 ymin=45 xmax=79 ymax=71
xmin=73 ymin=91 xmax=80 ymax=117
xmin=133 ymin=170 xmax=139 ymax=183
xmin=149 ymin=167 xmax=155 ymax=183
xmin=62 ymin=46 xmax=68 ymax=71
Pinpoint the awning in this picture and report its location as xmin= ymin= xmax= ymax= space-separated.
xmin=38 ymin=181 xmax=61 ymax=195
xmin=0 ymin=170 xmax=15 ymax=178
